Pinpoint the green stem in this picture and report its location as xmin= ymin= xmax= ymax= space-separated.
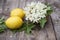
xmin=26 ymin=20 xmax=28 ymax=33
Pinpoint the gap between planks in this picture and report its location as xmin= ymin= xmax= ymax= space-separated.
xmin=46 ymin=0 xmax=60 ymax=40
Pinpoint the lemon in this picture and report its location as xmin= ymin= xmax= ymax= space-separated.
xmin=10 ymin=8 xmax=25 ymax=18
xmin=5 ymin=16 xmax=23 ymax=29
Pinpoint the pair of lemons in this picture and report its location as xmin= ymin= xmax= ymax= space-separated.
xmin=5 ymin=8 xmax=25 ymax=29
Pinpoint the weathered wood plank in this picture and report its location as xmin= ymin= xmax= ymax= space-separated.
xmin=45 ymin=16 xmax=56 ymax=40
xmin=45 ymin=0 xmax=57 ymax=40
xmin=0 ymin=32 xmax=6 ymax=40
xmin=5 ymin=0 xmax=19 ymax=11
xmin=6 ymin=30 xmax=19 ymax=40
xmin=51 ymin=8 xmax=60 ymax=40
xmin=3 ymin=0 xmax=19 ymax=16
xmin=0 ymin=0 xmax=3 ymax=14
xmin=46 ymin=0 xmax=60 ymax=40
xmin=18 ymin=0 xmax=26 ymax=8
xmin=31 ymin=29 xmax=49 ymax=40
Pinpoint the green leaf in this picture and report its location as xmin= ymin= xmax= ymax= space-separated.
xmin=21 ymin=21 xmax=35 ymax=34
xmin=47 ymin=9 xmax=53 ymax=16
xmin=0 ymin=16 xmax=4 ymax=21
xmin=45 ymin=3 xmax=53 ymax=16
xmin=26 ymin=23 xmax=35 ymax=34
xmin=47 ymin=5 xmax=53 ymax=16
xmin=39 ymin=18 xmax=47 ymax=28
xmin=0 ymin=16 xmax=7 ymax=33
xmin=0 ymin=24 xmax=6 ymax=32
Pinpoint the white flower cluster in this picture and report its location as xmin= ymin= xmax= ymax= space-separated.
xmin=24 ymin=2 xmax=50 ymax=23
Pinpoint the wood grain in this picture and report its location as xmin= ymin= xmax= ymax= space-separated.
xmin=51 ymin=8 xmax=60 ymax=40
xmin=0 ymin=0 xmax=4 ymax=14
xmin=0 ymin=32 xmax=6 ymax=40
xmin=45 ymin=16 xmax=56 ymax=40
xmin=46 ymin=0 xmax=60 ymax=40
xmin=6 ymin=30 xmax=19 ymax=40
xmin=0 ymin=0 xmax=58 ymax=40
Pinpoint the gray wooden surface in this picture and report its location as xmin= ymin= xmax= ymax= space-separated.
xmin=0 ymin=0 xmax=60 ymax=40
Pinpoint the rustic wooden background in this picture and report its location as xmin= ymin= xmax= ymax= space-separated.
xmin=0 ymin=0 xmax=60 ymax=40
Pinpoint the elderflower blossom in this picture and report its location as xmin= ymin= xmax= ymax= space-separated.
xmin=24 ymin=2 xmax=50 ymax=23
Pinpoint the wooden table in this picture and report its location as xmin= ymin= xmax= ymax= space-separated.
xmin=0 ymin=0 xmax=60 ymax=40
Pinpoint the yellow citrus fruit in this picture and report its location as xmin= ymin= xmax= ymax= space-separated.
xmin=10 ymin=8 xmax=25 ymax=18
xmin=5 ymin=16 xmax=23 ymax=29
